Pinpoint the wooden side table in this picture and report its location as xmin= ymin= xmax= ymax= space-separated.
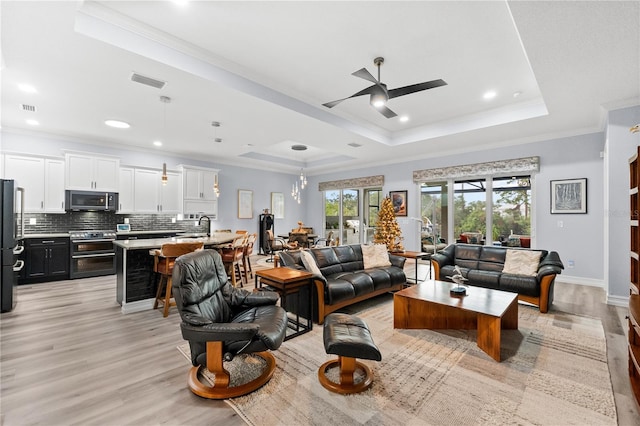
xmin=392 ymin=251 xmax=432 ymax=284
xmin=255 ymin=267 xmax=313 ymax=340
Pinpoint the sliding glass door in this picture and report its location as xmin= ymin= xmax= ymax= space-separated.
xmin=323 ymin=187 xmax=382 ymax=245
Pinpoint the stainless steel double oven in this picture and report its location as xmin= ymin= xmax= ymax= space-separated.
xmin=69 ymin=230 xmax=116 ymax=279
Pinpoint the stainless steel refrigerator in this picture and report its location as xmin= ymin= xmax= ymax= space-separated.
xmin=1 ymin=179 xmax=25 ymax=313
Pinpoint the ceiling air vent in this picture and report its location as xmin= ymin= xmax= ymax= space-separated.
xmin=130 ymin=72 xmax=166 ymax=89
xmin=348 ymin=142 xmax=362 ymax=148
xmin=20 ymin=104 xmax=37 ymax=112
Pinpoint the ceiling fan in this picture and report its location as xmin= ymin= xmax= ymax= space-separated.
xmin=323 ymin=57 xmax=447 ymax=118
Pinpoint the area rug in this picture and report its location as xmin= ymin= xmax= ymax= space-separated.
xmin=178 ymin=297 xmax=617 ymax=426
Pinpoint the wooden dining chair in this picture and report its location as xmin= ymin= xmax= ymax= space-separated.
xmin=152 ymin=241 xmax=204 ymax=317
xmin=241 ymin=233 xmax=257 ymax=282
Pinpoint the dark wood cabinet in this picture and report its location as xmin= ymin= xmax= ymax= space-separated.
xmin=22 ymin=238 xmax=69 ymax=283
xmin=629 ymin=145 xmax=640 ymax=407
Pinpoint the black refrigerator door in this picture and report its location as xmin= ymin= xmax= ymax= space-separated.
xmin=1 ymin=179 xmax=16 ymax=249
xmin=1 ymin=251 xmax=18 ymax=312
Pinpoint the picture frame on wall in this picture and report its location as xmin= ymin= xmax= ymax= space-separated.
xmin=550 ymin=178 xmax=587 ymax=214
xmin=271 ymin=192 xmax=284 ymax=219
xmin=389 ymin=190 xmax=408 ymax=217
xmin=238 ymin=189 xmax=253 ymax=219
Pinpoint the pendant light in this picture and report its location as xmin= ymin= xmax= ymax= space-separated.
xmin=161 ymin=163 xmax=168 ymax=185
xmin=212 ymin=121 xmax=221 ymax=197
xmin=159 ymin=95 xmax=171 ymax=185
xmin=290 ymin=144 xmax=307 ymax=204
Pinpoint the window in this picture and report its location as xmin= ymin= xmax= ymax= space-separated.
xmin=420 ymin=175 xmax=531 ymax=246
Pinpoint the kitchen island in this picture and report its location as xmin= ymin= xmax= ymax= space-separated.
xmin=113 ymin=233 xmax=237 ymax=314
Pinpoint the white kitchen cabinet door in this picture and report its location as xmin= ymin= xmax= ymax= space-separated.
xmin=44 ymin=159 xmax=65 ymax=213
xmin=159 ymin=171 xmax=181 ymax=213
xmin=200 ymin=170 xmax=218 ymax=201
xmin=118 ymin=167 xmax=135 ymax=213
xmin=3 ymin=155 xmax=45 ymax=212
xmin=133 ymin=169 xmax=160 ymax=213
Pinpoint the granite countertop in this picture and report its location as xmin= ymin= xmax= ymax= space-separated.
xmin=23 ymin=233 xmax=70 ymax=239
xmin=113 ymin=232 xmax=237 ymax=250
xmin=116 ymin=229 xmax=183 ymax=235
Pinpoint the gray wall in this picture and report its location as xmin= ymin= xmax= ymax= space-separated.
xmin=305 ymin=132 xmax=606 ymax=290
xmin=605 ymin=105 xmax=640 ymax=304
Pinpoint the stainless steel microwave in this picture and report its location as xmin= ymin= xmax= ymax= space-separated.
xmin=65 ymin=190 xmax=118 ymax=211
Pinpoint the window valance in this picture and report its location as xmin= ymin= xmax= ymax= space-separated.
xmin=318 ymin=175 xmax=384 ymax=191
xmin=412 ymin=156 xmax=539 ymax=183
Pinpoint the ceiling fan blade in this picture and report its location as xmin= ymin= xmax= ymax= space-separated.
xmin=351 ymin=67 xmax=378 ymax=84
xmin=323 ymin=85 xmax=377 ymax=108
xmin=387 ymin=79 xmax=447 ymax=99
xmin=377 ymin=105 xmax=397 ymax=119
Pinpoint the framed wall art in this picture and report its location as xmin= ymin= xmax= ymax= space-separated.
xmin=271 ymin=192 xmax=284 ymax=219
xmin=389 ymin=190 xmax=408 ymax=217
xmin=238 ymin=189 xmax=253 ymax=219
xmin=550 ymin=178 xmax=587 ymax=214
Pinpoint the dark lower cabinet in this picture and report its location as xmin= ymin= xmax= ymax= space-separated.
xmin=22 ymin=238 xmax=69 ymax=283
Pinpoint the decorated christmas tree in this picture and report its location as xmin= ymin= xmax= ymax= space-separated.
xmin=374 ymin=196 xmax=404 ymax=252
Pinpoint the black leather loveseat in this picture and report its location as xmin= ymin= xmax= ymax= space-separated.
xmin=431 ymin=243 xmax=564 ymax=313
xmin=278 ymin=244 xmax=406 ymax=324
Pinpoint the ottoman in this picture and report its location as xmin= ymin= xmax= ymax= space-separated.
xmin=318 ymin=312 xmax=382 ymax=394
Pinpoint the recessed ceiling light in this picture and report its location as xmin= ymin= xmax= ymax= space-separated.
xmin=513 ymin=91 xmax=522 ymax=98
xmin=105 ymin=119 xmax=130 ymax=129
xmin=18 ymin=83 xmax=37 ymax=94
xmin=153 ymin=140 xmax=162 ymax=147
xmin=399 ymin=116 xmax=409 ymax=122
xmin=25 ymin=119 xmax=39 ymax=126
xmin=483 ymin=91 xmax=497 ymax=100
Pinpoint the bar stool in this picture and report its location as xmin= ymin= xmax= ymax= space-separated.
xmin=241 ymin=233 xmax=257 ymax=282
xmin=152 ymin=241 xmax=204 ymax=317
xmin=219 ymin=234 xmax=248 ymax=287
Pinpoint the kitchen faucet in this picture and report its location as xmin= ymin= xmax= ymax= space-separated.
xmin=198 ymin=215 xmax=211 ymax=237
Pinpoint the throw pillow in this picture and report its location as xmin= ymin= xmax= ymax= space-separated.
xmin=300 ymin=250 xmax=322 ymax=277
xmin=502 ymin=249 xmax=542 ymax=276
xmin=362 ymin=244 xmax=392 ymax=269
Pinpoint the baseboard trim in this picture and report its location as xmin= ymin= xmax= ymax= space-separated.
xmin=606 ymin=294 xmax=629 ymax=308
xmin=121 ymin=298 xmax=154 ymax=314
xmin=555 ymin=275 xmax=604 ymax=288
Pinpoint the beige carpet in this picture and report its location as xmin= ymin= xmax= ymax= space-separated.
xmin=179 ymin=295 xmax=617 ymax=426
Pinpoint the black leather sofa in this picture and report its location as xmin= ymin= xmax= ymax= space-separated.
xmin=431 ymin=243 xmax=564 ymax=313
xmin=277 ymin=244 xmax=407 ymax=324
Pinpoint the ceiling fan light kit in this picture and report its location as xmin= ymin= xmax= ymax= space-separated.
xmin=323 ymin=56 xmax=447 ymax=118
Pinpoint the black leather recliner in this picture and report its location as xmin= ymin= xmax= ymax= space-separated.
xmin=172 ymin=249 xmax=288 ymax=399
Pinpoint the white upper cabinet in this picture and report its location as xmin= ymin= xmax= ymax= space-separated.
xmin=132 ymin=168 xmax=181 ymax=213
xmin=44 ymin=159 xmax=65 ymax=212
xmin=183 ymin=166 xmax=218 ymax=201
xmin=2 ymin=154 xmax=65 ymax=213
xmin=117 ymin=167 xmax=135 ymax=213
xmin=65 ymin=153 xmax=119 ymax=191
xmin=180 ymin=166 xmax=219 ymax=217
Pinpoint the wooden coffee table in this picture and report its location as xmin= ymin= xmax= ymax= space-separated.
xmin=393 ymin=281 xmax=518 ymax=361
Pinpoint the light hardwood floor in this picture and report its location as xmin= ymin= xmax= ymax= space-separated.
xmin=1 ymin=257 xmax=638 ymax=425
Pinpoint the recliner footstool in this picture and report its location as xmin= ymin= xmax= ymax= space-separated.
xmin=318 ymin=313 xmax=381 ymax=394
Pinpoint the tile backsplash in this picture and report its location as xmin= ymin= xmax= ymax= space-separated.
xmin=23 ymin=212 xmax=206 ymax=234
